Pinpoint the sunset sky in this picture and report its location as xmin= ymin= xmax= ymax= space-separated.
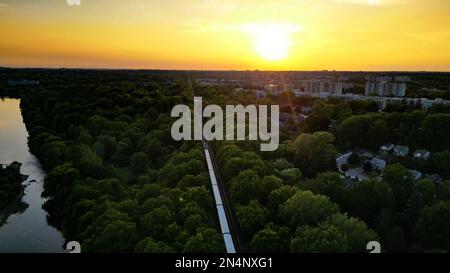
xmin=0 ymin=0 xmax=449 ymax=71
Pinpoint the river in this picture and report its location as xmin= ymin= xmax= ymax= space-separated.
xmin=0 ymin=98 xmax=65 ymax=253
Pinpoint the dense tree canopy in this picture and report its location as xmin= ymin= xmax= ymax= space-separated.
xmin=2 ymin=69 xmax=449 ymax=253
xmin=293 ymin=132 xmax=338 ymax=177
xmin=8 ymin=72 xmax=225 ymax=253
xmin=0 ymin=162 xmax=25 ymax=210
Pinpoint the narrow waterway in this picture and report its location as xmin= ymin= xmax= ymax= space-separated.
xmin=0 ymin=98 xmax=65 ymax=253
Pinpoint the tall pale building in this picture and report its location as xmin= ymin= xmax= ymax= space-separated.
xmin=299 ymin=79 xmax=343 ymax=95
xmin=365 ymin=76 xmax=407 ymax=97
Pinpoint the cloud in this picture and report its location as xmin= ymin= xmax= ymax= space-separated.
xmin=331 ymin=0 xmax=382 ymax=5
xmin=331 ymin=0 xmax=409 ymax=5
xmin=181 ymin=20 xmax=302 ymax=35
xmin=0 ymin=1 xmax=12 ymax=11
xmin=181 ymin=21 xmax=240 ymax=34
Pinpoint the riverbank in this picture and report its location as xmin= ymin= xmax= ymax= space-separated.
xmin=0 ymin=98 xmax=65 ymax=253
xmin=0 ymin=162 xmax=27 ymax=211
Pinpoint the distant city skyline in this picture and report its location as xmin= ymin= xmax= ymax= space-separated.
xmin=0 ymin=0 xmax=449 ymax=71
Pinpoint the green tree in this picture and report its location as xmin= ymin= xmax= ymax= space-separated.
xmin=222 ymin=152 xmax=269 ymax=181
xmin=250 ymin=223 xmax=291 ymax=253
xmin=414 ymin=179 xmax=436 ymax=206
xmin=303 ymin=102 xmax=334 ymax=133
xmin=325 ymin=213 xmax=378 ymax=252
xmin=337 ymin=115 xmax=369 ymax=148
xmin=77 ymin=130 xmax=94 ymax=145
xmin=89 ymin=220 xmax=138 ymax=252
xmin=348 ymin=153 xmax=361 ymax=165
xmin=301 ymin=172 xmax=352 ymax=212
xmin=86 ymin=115 xmax=107 ymax=137
xmin=259 ymin=175 xmax=283 ymax=203
xmin=363 ymin=161 xmax=373 ymax=172
xmin=437 ymin=180 xmax=450 ymax=201
xmin=350 ymin=179 xmax=394 ymax=226
xmin=229 ymin=170 xmax=260 ymax=205
xmin=279 ymin=168 xmax=302 ymax=185
xmin=236 ymin=200 xmax=269 ymax=239
xmin=279 ymin=190 xmax=339 ymax=228
xmin=141 ymin=206 xmax=174 ymax=239
xmin=137 ymin=135 xmax=162 ymax=162
xmin=432 ymin=150 xmax=450 ymax=179
xmin=134 ymin=237 xmax=175 ymax=253
xmin=0 ymin=162 xmax=25 ymax=210
xmin=290 ymin=223 xmax=349 ymax=253
xmin=267 ymin=185 xmax=298 ymax=214
xmin=183 ymin=228 xmax=225 ymax=253
xmin=97 ymin=135 xmax=117 ymax=160
xmin=422 ymin=114 xmax=450 ymax=151
xmin=332 ymin=103 xmax=353 ymax=123
xmin=383 ymin=164 xmax=414 ymax=210
xmin=366 ymin=119 xmax=389 ymax=150
xmin=131 ymin=152 xmax=149 ymax=173
xmin=92 ymin=141 xmax=105 ymax=159
xmin=293 ymin=132 xmax=338 ymax=177
xmin=44 ymin=163 xmax=80 ymax=197
xmin=272 ymin=158 xmax=294 ymax=171
xmin=415 ymin=201 xmax=450 ymax=251
xmin=384 ymin=226 xmax=408 ymax=253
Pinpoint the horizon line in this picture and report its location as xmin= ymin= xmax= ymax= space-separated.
xmin=1 ymin=65 xmax=450 ymax=73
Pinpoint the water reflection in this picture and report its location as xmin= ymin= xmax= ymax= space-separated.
xmin=0 ymin=98 xmax=65 ymax=253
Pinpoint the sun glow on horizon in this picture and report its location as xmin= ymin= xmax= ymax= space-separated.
xmin=243 ymin=23 xmax=300 ymax=61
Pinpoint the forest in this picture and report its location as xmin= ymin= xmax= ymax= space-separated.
xmin=1 ymin=69 xmax=450 ymax=253
xmin=195 ymin=83 xmax=450 ymax=252
xmin=2 ymin=69 xmax=225 ymax=252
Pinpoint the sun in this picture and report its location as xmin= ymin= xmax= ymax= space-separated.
xmin=243 ymin=23 xmax=300 ymax=61
xmin=255 ymin=29 xmax=290 ymax=61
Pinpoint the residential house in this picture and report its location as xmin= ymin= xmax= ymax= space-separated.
xmin=394 ymin=145 xmax=409 ymax=157
xmin=301 ymin=106 xmax=312 ymax=114
xmin=370 ymin=157 xmax=387 ymax=171
xmin=409 ymin=170 xmax=423 ymax=180
xmin=425 ymin=174 xmax=443 ymax=184
xmin=254 ymin=90 xmax=266 ymax=100
xmin=414 ymin=149 xmax=431 ymax=160
xmin=380 ymin=144 xmax=394 ymax=157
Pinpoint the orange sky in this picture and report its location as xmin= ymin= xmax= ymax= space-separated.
xmin=0 ymin=0 xmax=449 ymax=71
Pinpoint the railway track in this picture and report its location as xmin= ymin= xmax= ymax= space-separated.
xmin=188 ymin=78 xmax=242 ymax=253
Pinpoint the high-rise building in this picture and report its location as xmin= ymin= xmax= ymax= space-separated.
xmin=283 ymin=84 xmax=295 ymax=93
xmin=394 ymin=76 xmax=411 ymax=82
xmin=386 ymin=82 xmax=407 ymax=97
xmin=264 ymin=84 xmax=283 ymax=94
xmin=365 ymin=81 xmax=386 ymax=96
xmin=299 ymin=79 xmax=343 ymax=95
xmin=365 ymin=76 xmax=407 ymax=97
